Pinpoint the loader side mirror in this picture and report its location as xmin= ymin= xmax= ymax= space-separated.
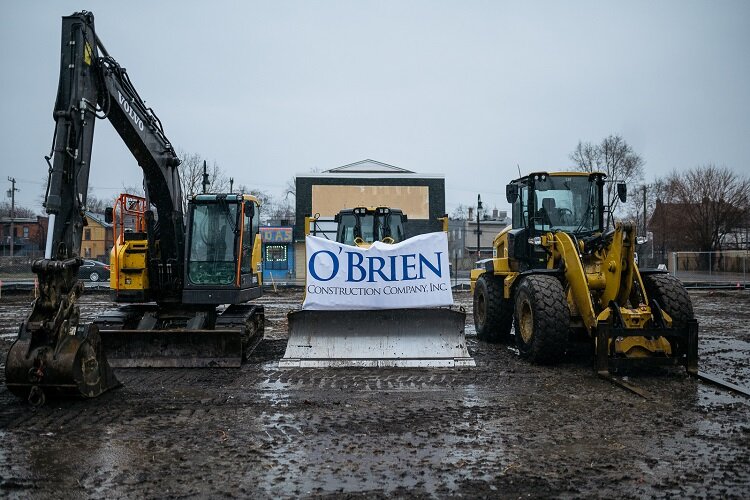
xmin=617 ymin=183 xmax=627 ymax=203
xmin=506 ymin=184 xmax=519 ymax=204
xmin=105 ymin=207 xmax=113 ymax=224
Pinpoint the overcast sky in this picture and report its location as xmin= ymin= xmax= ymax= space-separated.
xmin=1 ymin=0 xmax=748 ymax=215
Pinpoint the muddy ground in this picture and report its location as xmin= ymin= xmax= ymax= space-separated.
xmin=0 ymin=288 xmax=749 ymax=498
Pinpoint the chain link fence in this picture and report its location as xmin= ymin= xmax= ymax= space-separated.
xmin=0 ymin=254 xmax=43 ymax=278
xmin=670 ymin=250 xmax=749 ymax=286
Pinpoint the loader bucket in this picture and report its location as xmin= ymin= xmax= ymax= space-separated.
xmin=99 ymin=329 xmax=245 ymax=368
xmin=5 ymin=324 xmax=121 ymax=405
xmin=280 ymin=308 xmax=475 ymax=368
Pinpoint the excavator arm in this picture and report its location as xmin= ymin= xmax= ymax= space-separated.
xmin=47 ymin=11 xmax=185 ymax=294
xmin=5 ymin=11 xmax=185 ymax=403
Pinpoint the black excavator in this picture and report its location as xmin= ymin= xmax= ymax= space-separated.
xmin=5 ymin=11 xmax=264 ymax=404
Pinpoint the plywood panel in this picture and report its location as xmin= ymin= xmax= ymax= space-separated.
xmin=311 ymin=185 xmax=429 ymax=219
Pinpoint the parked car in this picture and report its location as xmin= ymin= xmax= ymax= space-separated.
xmin=78 ymin=259 xmax=110 ymax=282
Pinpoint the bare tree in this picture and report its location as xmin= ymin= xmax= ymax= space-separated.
xmin=236 ymin=185 xmax=294 ymax=225
xmin=663 ymin=165 xmax=750 ymax=251
xmin=570 ymin=135 xmax=645 ymax=205
xmin=622 ymin=179 xmax=669 ymax=234
xmin=0 ymin=201 xmax=35 ymax=218
xmin=284 ymin=176 xmax=296 ymax=199
xmin=177 ymin=150 xmax=229 ymax=213
xmin=84 ymin=187 xmax=117 ymax=214
xmin=450 ymin=204 xmax=469 ymax=220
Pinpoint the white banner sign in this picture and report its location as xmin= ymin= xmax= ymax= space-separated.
xmin=303 ymin=232 xmax=453 ymax=310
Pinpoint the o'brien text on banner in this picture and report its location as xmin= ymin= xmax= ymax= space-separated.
xmin=302 ymin=232 xmax=453 ymax=310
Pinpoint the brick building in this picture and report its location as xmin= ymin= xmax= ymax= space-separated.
xmin=0 ymin=216 xmax=48 ymax=257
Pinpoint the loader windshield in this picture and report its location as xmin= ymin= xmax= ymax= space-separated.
xmin=532 ymin=175 xmax=601 ymax=234
xmin=187 ymin=203 xmax=239 ymax=285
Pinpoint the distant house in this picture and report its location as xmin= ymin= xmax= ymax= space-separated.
xmin=648 ymin=201 xmax=700 ymax=257
xmin=445 ymin=208 xmax=510 ymax=272
xmin=82 ymin=212 xmax=113 ymax=262
xmin=0 ymin=216 xmax=48 ymax=257
xmin=465 ymin=208 xmax=510 ymax=259
xmin=649 ymin=200 xmax=750 ymax=254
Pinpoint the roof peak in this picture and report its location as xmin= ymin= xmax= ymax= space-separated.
xmin=325 ymin=159 xmax=414 ymax=174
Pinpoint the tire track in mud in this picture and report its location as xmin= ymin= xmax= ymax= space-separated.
xmin=0 ymin=289 xmax=749 ymax=498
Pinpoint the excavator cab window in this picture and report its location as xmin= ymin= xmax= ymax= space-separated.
xmin=187 ymin=202 xmax=239 ymax=285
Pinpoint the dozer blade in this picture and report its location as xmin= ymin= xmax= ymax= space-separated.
xmin=5 ymin=324 xmax=121 ymax=405
xmin=281 ymin=308 xmax=475 ymax=368
xmin=95 ymin=303 xmax=264 ymax=368
xmin=99 ymin=329 xmax=244 ymax=368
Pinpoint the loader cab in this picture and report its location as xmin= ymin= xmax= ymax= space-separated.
xmin=507 ymin=172 xmax=605 ymax=269
xmin=183 ymin=193 xmax=262 ymax=304
xmin=509 ymin=172 xmax=605 ymax=235
xmin=335 ymin=207 xmax=407 ymax=247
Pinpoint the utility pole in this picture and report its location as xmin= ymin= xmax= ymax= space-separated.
xmin=7 ymin=177 xmax=19 ymax=257
xmin=476 ymin=194 xmax=483 ymax=260
xmin=642 ymin=184 xmax=648 ymax=237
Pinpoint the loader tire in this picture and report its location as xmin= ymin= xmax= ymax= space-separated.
xmin=513 ymin=275 xmax=569 ymax=364
xmin=642 ymin=273 xmax=694 ymax=328
xmin=473 ymin=274 xmax=513 ymax=343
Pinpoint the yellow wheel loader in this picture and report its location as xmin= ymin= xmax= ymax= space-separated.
xmin=282 ymin=207 xmax=474 ymax=368
xmin=470 ymin=172 xmax=698 ymax=375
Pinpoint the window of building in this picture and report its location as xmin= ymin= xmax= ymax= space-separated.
xmin=23 ymin=227 xmax=29 ymax=238
xmin=84 ymin=247 xmax=91 ymax=257
xmin=265 ymin=244 xmax=288 ymax=270
xmin=84 ymin=228 xmax=91 ymax=241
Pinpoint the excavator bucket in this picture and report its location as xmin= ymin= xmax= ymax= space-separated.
xmin=95 ymin=304 xmax=264 ymax=368
xmin=5 ymin=324 xmax=121 ymax=405
xmin=5 ymin=261 xmax=120 ymax=404
xmin=280 ymin=308 xmax=475 ymax=368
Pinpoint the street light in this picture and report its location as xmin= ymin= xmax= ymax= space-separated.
xmin=476 ymin=194 xmax=483 ymax=260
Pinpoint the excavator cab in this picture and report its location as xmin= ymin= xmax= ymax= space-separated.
xmin=98 ymin=192 xmax=265 ymax=368
xmin=183 ymin=194 xmax=262 ymax=304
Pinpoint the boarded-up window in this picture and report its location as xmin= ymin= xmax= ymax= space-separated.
xmin=312 ymin=185 xmax=429 ymax=219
